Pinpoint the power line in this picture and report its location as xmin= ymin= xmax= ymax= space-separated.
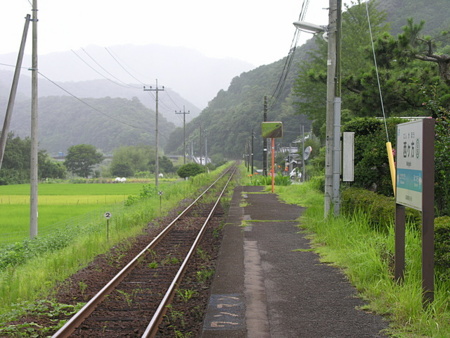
xmin=71 ymin=49 xmax=131 ymax=88
xmin=38 ymin=71 xmax=148 ymax=131
xmin=268 ymin=0 xmax=310 ymax=112
xmin=81 ymin=48 xmax=138 ymax=88
xmin=105 ymin=47 xmax=147 ymax=86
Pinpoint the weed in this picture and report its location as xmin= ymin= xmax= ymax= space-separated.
xmin=116 ymin=289 xmax=138 ymax=307
xmin=162 ymin=255 xmax=180 ymax=266
xmin=196 ymin=248 xmax=210 ymax=261
xmin=78 ymin=281 xmax=88 ymax=295
xmin=196 ymin=268 xmax=215 ymax=284
xmin=174 ymin=330 xmax=193 ymax=337
xmin=176 ymin=289 xmax=197 ymax=303
xmin=148 ymin=261 xmax=159 ymax=269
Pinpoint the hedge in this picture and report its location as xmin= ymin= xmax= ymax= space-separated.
xmin=342 ymin=187 xmax=450 ymax=280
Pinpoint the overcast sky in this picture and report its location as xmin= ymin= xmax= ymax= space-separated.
xmin=0 ymin=0 xmax=351 ymax=67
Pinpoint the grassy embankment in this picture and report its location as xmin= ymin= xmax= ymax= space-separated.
xmin=0 ymin=165 xmax=233 ymax=324
xmin=272 ymin=180 xmax=450 ymax=337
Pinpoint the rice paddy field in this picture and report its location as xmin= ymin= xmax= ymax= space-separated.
xmin=0 ymin=183 xmax=145 ymax=245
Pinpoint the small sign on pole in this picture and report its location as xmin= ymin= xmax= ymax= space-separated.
xmin=158 ymin=191 xmax=163 ymax=213
xmin=261 ymin=122 xmax=283 ymax=193
xmin=104 ymin=212 xmax=112 ymax=240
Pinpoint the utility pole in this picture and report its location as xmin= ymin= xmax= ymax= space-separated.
xmin=0 ymin=15 xmax=31 ymax=169
xmin=251 ymin=129 xmax=254 ymax=175
xmin=263 ymin=96 xmax=268 ymax=176
xmin=324 ymin=0 xmax=342 ymax=217
xmin=30 ymin=0 xmax=39 ymax=239
xmin=199 ymin=125 xmax=203 ymax=165
xmin=144 ymin=79 xmax=164 ymax=187
xmin=175 ymin=105 xmax=189 ymax=164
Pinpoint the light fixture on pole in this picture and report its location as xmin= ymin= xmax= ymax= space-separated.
xmin=293 ymin=0 xmax=342 ymax=217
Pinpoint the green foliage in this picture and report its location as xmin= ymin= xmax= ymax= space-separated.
xmin=177 ymin=163 xmax=205 ymax=178
xmin=111 ymin=162 xmax=134 ymax=177
xmin=341 ymin=188 xmax=421 ymax=232
xmin=434 ymin=216 xmax=450 ymax=281
xmin=64 ymin=144 xmax=104 ymax=178
xmin=7 ymin=96 xmax=175 ymax=155
xmin=158 ymin=156 xmax=176 ymax=174
xmin=0 ymin=231 xmax=73 ymax=270
xmin=110 ymin=145 xmax=156 ymax=176
xmin=342 ymin=117 xmax=404 ymax=196
xmin=247 ymin=174 xmax=292 ymax=186
xmin=0 ymin=300 xmax=85 ymax=336
xmin=0 ymin=133 xmax=66 ymax=185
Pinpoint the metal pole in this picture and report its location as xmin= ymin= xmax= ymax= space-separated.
xmin=0 ymin=15 xmax=31 ymax=169
xmin=30 ymin=1 xmax=39 ymax=239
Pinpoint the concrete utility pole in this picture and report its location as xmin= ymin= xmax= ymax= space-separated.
xmin=30 ymin=0 xmax=39 ymax=239
xmin=0 ymin=14 xmax=31 ymax=169
xmin=263 ymin=96 xmax=268 ymax=176
xmin=324 ymin=0 xmax=342 ymax=217
xmin=175 ymin=105 xmax=189 ymax=164
xmin=144 ymin=79 xmax=164 ymax=187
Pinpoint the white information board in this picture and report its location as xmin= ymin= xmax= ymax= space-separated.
xmin=396 ymin=120 xmax=423 ymax=210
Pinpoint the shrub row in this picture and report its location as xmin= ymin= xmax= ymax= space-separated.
xmin=342 ymin=187 xmax=450 ymax=279
xmin=341 ymin=188 xmax=421 ymax=232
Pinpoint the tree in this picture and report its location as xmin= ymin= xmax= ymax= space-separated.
xmin=177 ymin=163 xmax=205 ymax=179
xmin=110 ymin=163 xmax=134 ymax=177
xmin=110 ymin=145 xmax=156 ymax=175
xmin=64 ymin=144 xmax=104 ymax=178
xmin=292 ymin=0 xmax=390 ymax=139
xmin=0 ymin=132 xmax=66 ymax=184
xmin=158 ymin=156 xmax=175 ymax=174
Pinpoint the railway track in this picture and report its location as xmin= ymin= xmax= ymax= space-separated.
xmin=52 ymin=165 xmax=236 ymax=337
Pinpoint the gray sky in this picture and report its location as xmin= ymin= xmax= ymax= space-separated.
xmin=0 ymin=0 xmax=343 ymax=67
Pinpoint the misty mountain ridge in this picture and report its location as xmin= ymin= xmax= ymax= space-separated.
xmin=0 ymin=43 xmax=255 ymax=109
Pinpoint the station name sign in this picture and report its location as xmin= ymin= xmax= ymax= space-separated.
xmin=396 ymin=120 xmax=423 ymax=210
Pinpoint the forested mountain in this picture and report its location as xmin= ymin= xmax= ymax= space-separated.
xmin=165 ymin=0 xmax=450 ymax=160
xmin=7 ymin=96 xmax=175 ymax=155
xmin=377 ymin=0 xmax=450 ymax=36
xmin=0 ymin=70 xmax=201 ymax=127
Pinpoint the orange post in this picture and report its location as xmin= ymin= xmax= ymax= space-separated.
xmin=271 ymin=138 xmax=275 ymax=193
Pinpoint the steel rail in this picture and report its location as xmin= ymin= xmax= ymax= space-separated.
xmin=142 ymin=165 xmax=236 ymax=337
xmin=52 ymin=165 xmax=235 ymax=338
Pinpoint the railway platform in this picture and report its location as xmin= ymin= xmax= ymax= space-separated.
xmin=200 ymin=186 xmax=388 ymax=338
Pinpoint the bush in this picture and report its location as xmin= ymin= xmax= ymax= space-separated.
xmin=342 ymin=117 xmax=405 ymax=197
xmin=177 ymin=163 xmax=205 ymax=179
xmin=341 ymin=188 xmax=421 ymax=232
xmin=435 ymin=216 xmax=450 ymax=281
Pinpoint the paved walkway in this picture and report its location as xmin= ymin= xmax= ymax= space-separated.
xmin=201 ymin=186 xmax=388 ymax=338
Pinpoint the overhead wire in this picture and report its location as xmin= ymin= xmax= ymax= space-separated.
xmin=71 ymin=49 xmax=131 ymax=88
xmin=267 ymin=0 xmax=310 ymax=112
xmin=38 ymin=71 xmax=148 ymax=131
xmin=81 ymin=47 xmax=140 ymax=88
xmin=104 ymin=47 xmax=147 ymax=87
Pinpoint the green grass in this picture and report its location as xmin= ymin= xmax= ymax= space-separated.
xmin=0 ymin=164 xmax=233 ymax=328
xmin=0 ymin=182 xmax=144 ymax=195
xmin=0 ymin=183 xmax=146 ymax=245
xmin=275 ymin=181 xmax=450 ymax=337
